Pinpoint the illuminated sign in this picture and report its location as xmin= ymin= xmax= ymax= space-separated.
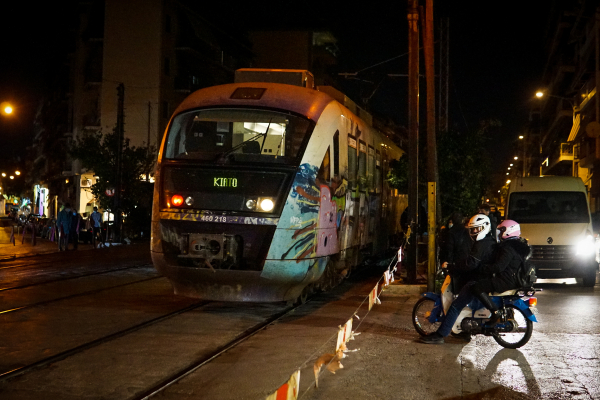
xmin=214 ymin=177 xmax=238 ymax=187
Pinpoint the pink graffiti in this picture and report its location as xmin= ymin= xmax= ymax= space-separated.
xmin=316 ymin=185 xmax=340 ymax=256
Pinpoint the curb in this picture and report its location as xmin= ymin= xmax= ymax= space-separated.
xmin=383 ymin=283 xmax=427 ymax=296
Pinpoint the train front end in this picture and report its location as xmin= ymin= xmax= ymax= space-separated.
xmin=151 ymin=83 xmax=332 ymax=302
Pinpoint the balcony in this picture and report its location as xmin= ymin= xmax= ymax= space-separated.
xmin=542 ymin=143 xmax=574 ymax=175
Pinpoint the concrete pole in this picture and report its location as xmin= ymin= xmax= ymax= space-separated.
xmin=407 ymin=0 xmax=420 ymax=283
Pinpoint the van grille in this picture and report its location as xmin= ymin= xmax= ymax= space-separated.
xmin=530 ymin=245 xmax=575 ymax=261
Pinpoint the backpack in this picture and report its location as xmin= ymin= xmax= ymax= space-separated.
xmin=516 ymin=258 xmax=537 ymax=287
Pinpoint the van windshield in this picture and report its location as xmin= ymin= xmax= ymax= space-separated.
xmin=507 ymin=191 xmax=589 ymax=223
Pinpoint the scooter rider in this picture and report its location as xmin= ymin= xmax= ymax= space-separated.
xmin=420 ymin=214 xmax=497 ymax=344
xmin=468 ymin=219 xmax=531 ymax=326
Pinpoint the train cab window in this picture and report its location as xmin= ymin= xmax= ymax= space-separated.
xmin=347 ymin=136 xmax=357 ymax=189
xmin=317 ymin=147 xmax=331 ymax=182
xmin=375 ymin=150 xmax=381 ymax=194
xmin=358 ymin=141 xmax=367 ymax=191
xmin=368 ymin=145 xmax=375 ymax=191
xmin=164 ymin=108 xmax=314 ymax=164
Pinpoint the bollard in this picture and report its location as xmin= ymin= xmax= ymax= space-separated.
xmin=31 ymin=223 xmax=36 ymax=246
xmin=10 ymin=226 xmax=15 ymax=246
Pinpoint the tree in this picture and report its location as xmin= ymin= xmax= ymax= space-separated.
xmin=387 ymin=120 xmax=497 ymax=221
xmin=70 ymin=129 xmax=156 ymax=238
xmin=437 ymin=120 xmax=497 ymax=219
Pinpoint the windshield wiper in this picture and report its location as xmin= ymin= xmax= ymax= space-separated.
xmin=217 ymin=119 xmax=272 ymax=161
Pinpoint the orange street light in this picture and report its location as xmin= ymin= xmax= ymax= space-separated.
xmin=15 ymin=171 xmax=20 ymax=175
xmin=0 ymin=101 xmax=13 ymax=115
xmin=535 ymin=91 xmax=544 ymax=98
xmin=9 ymin=176 xmax=14 ymax=179
xmin=1 ymin=173 xmax=5 ymax=177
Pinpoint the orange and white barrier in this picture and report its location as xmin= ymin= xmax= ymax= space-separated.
xmin=265 ymin=370 xmax=300 ymax=400
xmin=265 ymin=252 xmax=399 ymax=399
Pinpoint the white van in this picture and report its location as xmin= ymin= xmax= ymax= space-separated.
xmin=506 ymin=176 xmax=598 ymax=287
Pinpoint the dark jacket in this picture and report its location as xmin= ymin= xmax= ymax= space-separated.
xmin=479 ymin=237 xmax=531 ymax=292
xmin=450 ymin=236 xmax=496 ymax=290
xmin=441 ymin=224 xmax=471 ymax=265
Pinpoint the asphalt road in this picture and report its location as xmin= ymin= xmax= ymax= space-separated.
xmin=0 ymin=250 xmax=598 ymax=399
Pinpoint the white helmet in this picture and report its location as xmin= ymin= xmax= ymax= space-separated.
xmin=466 ymin=214 xmax=491 ymax=241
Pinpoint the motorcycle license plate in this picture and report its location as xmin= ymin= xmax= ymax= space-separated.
xmin=530 ymin=307 xmax=538 ymax=315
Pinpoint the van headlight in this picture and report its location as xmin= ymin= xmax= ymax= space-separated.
xmin=575 ymin=235 xmax=596 ymax=257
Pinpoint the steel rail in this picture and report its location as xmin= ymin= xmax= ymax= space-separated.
xmin=0 ymin=275 xmax=163 ymax=315
xmin=0 ymin=263 xmax=153 ymax=292
xmin=133 ymin=303 xmax=302 ymax=400
xmin=0 ymin=300 xmax=211 ymax=382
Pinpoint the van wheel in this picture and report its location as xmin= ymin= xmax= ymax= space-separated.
xmin=582 ymin=270 xmax=597 ymax=287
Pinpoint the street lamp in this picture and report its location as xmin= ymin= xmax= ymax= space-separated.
xmin=514 ymin=156 xmax=519 ymax=160
xmin=15 ymin=171 xmax=20 ymax=175
xmin=0 ymin=101 xmax=13 ymax=116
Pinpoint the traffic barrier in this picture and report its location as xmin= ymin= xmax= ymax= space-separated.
xmin=264 ymin=370 xmax=300 ymax=400
xmin=264 ymin=253 xmax=398 ymax=399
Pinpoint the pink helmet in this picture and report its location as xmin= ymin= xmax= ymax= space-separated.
xmin=497 ymin=219 xmax=520 ymax=240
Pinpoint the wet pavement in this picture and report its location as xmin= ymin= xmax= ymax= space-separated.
xmin=0 ymin=236 xmax=598 ymax=399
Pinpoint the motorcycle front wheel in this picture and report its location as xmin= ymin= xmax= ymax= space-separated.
xmin=412 ymin=297 xmax=442 ymax=336
xmin=492 ymin=304 xmax=533 ymax=349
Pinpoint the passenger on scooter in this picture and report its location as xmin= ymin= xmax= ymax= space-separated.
xmin=420 ymin=214 xmax=497 ymax=344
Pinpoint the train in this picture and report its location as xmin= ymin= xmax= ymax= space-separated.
xmin=151 ymin=69 xmax=405 ymax=302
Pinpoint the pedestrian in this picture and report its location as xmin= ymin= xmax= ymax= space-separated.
xmin=90 ymin=206 xmax=103 ymax=246
xmin=56 ymin=203 xmax=73 ymax=251
xmin=439 ymin=212 xmax=472 ymax=291
xmin=70 ymin=208 xmax=83 ymax=250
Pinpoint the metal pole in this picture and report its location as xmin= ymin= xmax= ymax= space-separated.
xmin=407 ymin=0 xmax=420 ymax=283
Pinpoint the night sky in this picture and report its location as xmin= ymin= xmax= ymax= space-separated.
xmin=0 ymin=1 xmax=548 ymax=183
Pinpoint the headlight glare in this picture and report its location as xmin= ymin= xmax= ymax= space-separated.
xmin=576 ymin=235 xmax=595 ymax=256
xmin=259 ymin=198 xmax=275 ymax=212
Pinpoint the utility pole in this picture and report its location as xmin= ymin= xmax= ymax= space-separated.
xmin=406 ymin=0 xmax=420 ymax=283
xmin=115 ymin=83 xmax=125 ymax=243
xmin=438 ymin=17 xmax=449 ymax=133
xmin=423 ymin=0 xmax=438 ymax=291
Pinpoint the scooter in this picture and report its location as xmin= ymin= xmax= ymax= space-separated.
xmin=412 ymin=270 xmax=538 ymax=348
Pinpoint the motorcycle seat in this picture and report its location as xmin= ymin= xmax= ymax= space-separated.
xmin=490 ymin=289 xmax=517 ymax=296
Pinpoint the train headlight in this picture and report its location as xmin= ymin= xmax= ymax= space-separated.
xmin=246 ymin=199 xmax=257 ymax=210
xmin=259 ymin=198 xmax=274 ymax=212
xmin=171 ymin=194 xmax=184 ymax=207
xmin=185 ymin=196 xmax=194 ymax=206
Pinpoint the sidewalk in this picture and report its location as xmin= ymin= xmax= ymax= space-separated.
xmin=0 ymin=218 xmax=125 ymax=262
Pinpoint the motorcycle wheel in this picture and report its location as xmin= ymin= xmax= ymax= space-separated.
xmin=492 ymin=304 xmax=533 ymax=349
xmin=412 ymin=297 xmax=442 ymax=336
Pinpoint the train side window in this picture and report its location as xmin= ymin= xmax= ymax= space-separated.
xmin=358 ymin=140 xmax=367 ymax=191
xmin=348 ymin=135 xmax=357 ymax=190
xmin=317 ymin=147 xmax=331 ymax=182
xmin=333 ymin=130 xmax=339 ymax=177
xmin=368 ymin=145 xmax=375 ymax=191
xmin=375 ymin=149 xmax=381 ymax=194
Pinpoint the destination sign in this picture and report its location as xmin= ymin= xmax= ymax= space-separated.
xmin=214 ymin=177 xmax=238 ymax=187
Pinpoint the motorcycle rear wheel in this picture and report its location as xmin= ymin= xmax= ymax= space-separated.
xmin=492 ymin=304 xmax=533 ymax=349
xmin=412 ymin=297 xmax=442 ymax=336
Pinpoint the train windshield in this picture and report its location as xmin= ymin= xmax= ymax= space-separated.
xmin=164 ymin=108 xmax=314 ymax=164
